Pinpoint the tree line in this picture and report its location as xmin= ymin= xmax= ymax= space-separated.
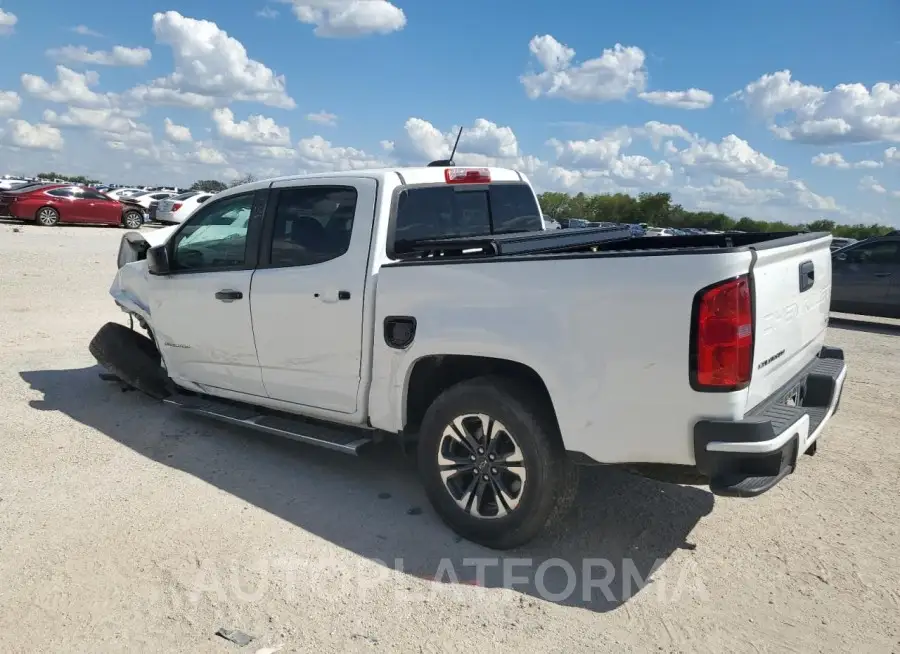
xmin=36 ymin=171 xmax=102 ymax=186
xmin=190 ymin=174 xmax=257 ymax=193
xmin=537 ymin=191 xmax=895 ymax=240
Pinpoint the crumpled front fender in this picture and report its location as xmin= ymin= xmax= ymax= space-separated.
xmin=110 ymin=260 xmax=152 ymax=323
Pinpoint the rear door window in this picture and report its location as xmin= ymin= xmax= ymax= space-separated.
xmin=392 ymin=183 xmax=542 ymax=252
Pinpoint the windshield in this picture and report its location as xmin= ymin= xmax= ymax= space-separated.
xmin=172 ymin=191 xmax=199 ymax=201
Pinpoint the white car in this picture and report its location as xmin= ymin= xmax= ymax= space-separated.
xmin=106 ymin=188 xmax=144 ymax=201
xmin=125 ymin=190 xmax=179 ymax=210
xmin=645 ymin=227 xmax=677 ymax=236
xmin=96 ymin=164 xmax=846 ymax=549
xmin=154 ymin=191 xmax=213 ymax=224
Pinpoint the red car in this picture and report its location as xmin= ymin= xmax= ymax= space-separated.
xmin=1 ymin=184 xmax=145 ymax=229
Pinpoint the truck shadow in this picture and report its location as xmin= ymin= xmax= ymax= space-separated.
xmin=19 ymin=365 xmax=714 ymax=614
xmin=828 ymin=316 xmax=900 ymax=336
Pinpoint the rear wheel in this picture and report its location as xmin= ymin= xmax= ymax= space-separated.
xmin=417 ymin=376 xmax=578 ymax=550
xmin=122 ymin=210 xmax=143 ymax=230
xmin=89 ymin=322 xmax=169 ymax=399
xmin=36 ymin=206 xmax=60 ymax=226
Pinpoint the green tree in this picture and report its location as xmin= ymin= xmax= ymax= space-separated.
xmin=190 ymin=179 xmax=227 ymax=193
xmin=229 ymin=173 xmax=258 ymax=188
xmin=535 ymin=190 xmax=896 ymax=241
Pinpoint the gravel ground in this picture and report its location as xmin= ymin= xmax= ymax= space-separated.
xmin=0 ymin=222 xmax=898 ymax=653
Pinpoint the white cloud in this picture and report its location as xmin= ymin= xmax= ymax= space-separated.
xmin=811 ymin=152 xmax=883 ymax=169
xmin=4 ymin=119 xmax=64 ymax=150
xmin=546 ymin=131 xmax=672 ymax=187
xmin=21 ymin=66 xmax=115 ymax=108
xmin=633 ymin=121 xmax=696 ymax=149
xmin=0 ymin=90 xmax=21 ymax=115
xmin=380 ymin=139 xmax=394 ymax=152
xmin=885 ymin=147 xmax=900 ymax=163
xmin=403 ymin=117 xmax=521 ymax=162
xmin=256 ymin=7 xmax=279 ymax=19
xmin=42 ymin=107 xmax=151 ymax=141
xmin=190 ymin=146 xmax=228 ymax=165
xmin=732 ymin=70 xmax=900 ymax=144
xmin=212 ymin=107 xmax=291 ymax=146
xmin=683 ymin=177 xmax=784 ymax=206
xmin=131 ymin=11 xmax=295 ymax=110
xmin=284 ymin=0 xmax=406 ymax=37
xmin=295 ymin=134 xmax=387 ymax=170
xmin=163 ymin=118 xmax=192 ymax=143
xmin=124 ymin=86 xmax=216 ymax=110
xmin=676 ymin=134 xmax=788 ymax=179
xmin=859 ymin=175 xmax=887 ymax=194
xmin=72 ymin=25 xmax=103 ymax=37
xmin=307 ymin=110 xmax=337 ymax=126
xmin=521 ymin=35 xmax=647 ymax=102
xmin=47 ymin=45 xmax=152 ymax=67
xmin=638 ymin=89 xmax=714 ymax=110
xmin=0 ymin=9 xmax=17 ymax=36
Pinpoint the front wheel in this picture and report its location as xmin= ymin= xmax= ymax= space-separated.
xmin=122 ymin=210 xmax=143 ymax=230
xmin=36 ymin=206 xmax=60 ymax=226
xmin=417 ymin=376 xmax=578 ymax=550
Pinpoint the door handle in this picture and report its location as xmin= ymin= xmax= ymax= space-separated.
xmin=215 ymin=289 xmax=243 ymax=302
xmin=338 ymin=290 xmax=351 ymax=300
xmin=873 ymin=272 xmax=892 ymax=278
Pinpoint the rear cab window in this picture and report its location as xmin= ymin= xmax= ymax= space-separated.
xmin=391 ymin=182 xmax=543 ymax=254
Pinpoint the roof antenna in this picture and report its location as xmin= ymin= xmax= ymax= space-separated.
xmin=427 ymin=126 xmax=464 ymax=167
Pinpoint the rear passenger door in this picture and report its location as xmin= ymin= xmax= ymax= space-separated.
xmin=831 ymin=240 xmax=899 ymax=315
xmin=249 ymin=178 xmax=377 ymax=414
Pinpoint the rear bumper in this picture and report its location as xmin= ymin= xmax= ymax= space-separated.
xmin=694 ymin=345 xmax=847 ymax=497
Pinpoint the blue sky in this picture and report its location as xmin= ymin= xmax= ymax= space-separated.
xmin=0 ymin=0 xmax=897 ymax=225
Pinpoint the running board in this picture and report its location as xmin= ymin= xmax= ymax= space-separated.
xmin=163 ymin=393 xmax=373 ymax=455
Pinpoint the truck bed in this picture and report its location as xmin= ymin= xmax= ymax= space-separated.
xmin=395 ymin=228 xmax=816 ymax=261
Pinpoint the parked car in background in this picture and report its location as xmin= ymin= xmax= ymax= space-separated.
xmin=831 ymin=232 xmax=900 ymax=318
xmin=0 ymin=177 xmax=30 ymax=190
xmin=124 ymin=190 xmax=179 ymax=210
xmin=106 ymin=188 xmax=144 ymax=201
xmin=155 ymin=191 xmax=214 ymax=224
xmin=830 ymin=237 xmax=857 ymax=252
xmin=645 ymin=227 xmax=677 ymax=236
xmin=1 ymin=184 xmax=145 ymax=228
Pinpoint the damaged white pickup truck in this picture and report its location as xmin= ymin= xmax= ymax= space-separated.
xmin=92 ymin=163 xmax=847 ymax=549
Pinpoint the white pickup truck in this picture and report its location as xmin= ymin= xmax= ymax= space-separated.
xmin=92 ymin=164 xmax=847 ymax=549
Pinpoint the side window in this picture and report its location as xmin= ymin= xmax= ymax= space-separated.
xmin=843 ymin=242 xmax=899 ymax=265
xmin=197 ymin=195 xmax=210 ymax=204
xmin=269 ymin=186 xmax=358 ymax=267
xmin=82 ymin=190 xmax=108 ymax=200
xmin=171 ymin=192 xmax=255 ymax=272
xmin=46 ymin=188 xmax=75 ymax=198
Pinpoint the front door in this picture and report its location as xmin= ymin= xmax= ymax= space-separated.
xmin=249 ymin=178 xmax=376 ymax=414
xmin=146 ymin=190 xmax=268 ymax=397
xmin=81 ymin=189 xmax=123 ymax=224
xmin=832 ymin=240 xmax=899 ymax=315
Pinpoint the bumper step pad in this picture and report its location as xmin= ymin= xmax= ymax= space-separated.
xmin=694 ymin=346 xmax=846 ymax=498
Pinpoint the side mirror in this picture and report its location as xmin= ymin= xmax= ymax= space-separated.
xmin=147 ymin=244 xmax=171 ymax=275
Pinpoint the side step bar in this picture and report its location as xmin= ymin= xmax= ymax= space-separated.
xmin=163 ymin=392 xmax=373 ymax=455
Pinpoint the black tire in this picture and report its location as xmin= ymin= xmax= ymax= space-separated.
xmin=122 ymin=210 xmax=143 ymax=230
xmin=35 ymin=206 xmax=60 ymax=226
xmin=89 ymin=322 xmax=170 ymax=400
xmin=417 ymin=375 xmax=578 ymax=550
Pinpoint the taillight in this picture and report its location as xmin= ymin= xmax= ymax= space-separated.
xmin=172 ymin=203 xmax=182 ymax=211
xmin=445 ymin=167 xmax=491 ymax=184
xmin=691 ymin=275 xmax=753 ymax=391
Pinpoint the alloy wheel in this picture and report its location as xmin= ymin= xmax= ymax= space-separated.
xmin=437 ymin=413 xmax=527 ymax=519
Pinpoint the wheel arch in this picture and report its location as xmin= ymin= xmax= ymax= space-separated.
xmin=402 ymin=354 xmax=560 ymax=439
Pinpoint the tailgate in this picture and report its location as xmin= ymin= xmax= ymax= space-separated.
xmin=745 ymin=234 xmax=832 ymax=410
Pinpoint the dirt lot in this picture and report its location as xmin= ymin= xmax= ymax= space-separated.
xmin=0 ymin=222 xmax=898 ymax=653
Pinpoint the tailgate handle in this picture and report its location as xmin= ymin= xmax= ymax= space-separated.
xmin=799 ymin=260 xmax=815 ymax=293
